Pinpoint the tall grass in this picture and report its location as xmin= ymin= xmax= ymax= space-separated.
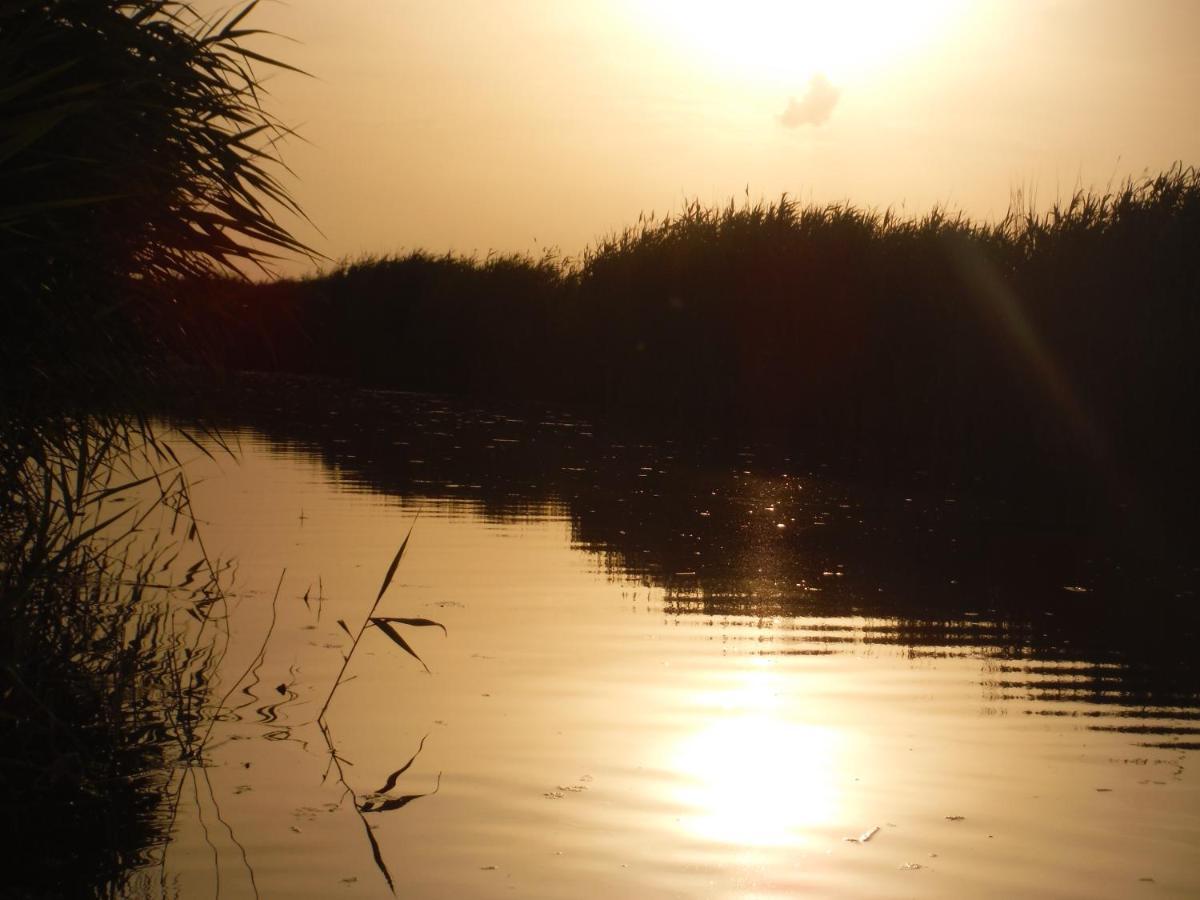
xmin=0 ymin=1 xmax=310 ymax=892
xmin=1 ymin=0 xmax=313 ymax=421
xmin=183 ymin=165 xmax=1200 ymax=524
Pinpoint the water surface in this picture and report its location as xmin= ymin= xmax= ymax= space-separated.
xmin=138 ymin=388 xmax=1199 ymax=898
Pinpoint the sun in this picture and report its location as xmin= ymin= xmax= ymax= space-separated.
xmin=630 ymin=0 xmax=966 ymax=86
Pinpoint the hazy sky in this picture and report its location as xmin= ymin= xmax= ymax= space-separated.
xmin=230 ymin=1 xmax=1200 ymax=274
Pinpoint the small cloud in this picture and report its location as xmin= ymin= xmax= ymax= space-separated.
xmin=778 ymin=74 xmax=840 ymax=128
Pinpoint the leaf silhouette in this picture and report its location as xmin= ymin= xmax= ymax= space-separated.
xmin=373 ymin=734 xmax=428 ymax=795
xmin=369 ymin=618 xmax=430 ymax=673
xmin=359 ymin=814 xmax=395 ymax=894
xmin=371 ymin=616 xmax=446 ymax=636
xmin=336 ymin=618 xmax=353 ymax=639
xmin=374 ymin=517 xmax=418 ymax=605
xmin=361 ymin=773 xmax=442 ymax=815
xmin=360 ymin=793 xmax=423 ymax=814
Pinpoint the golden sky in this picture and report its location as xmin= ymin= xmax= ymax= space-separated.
xmin=231 ymin=1 xmax=1200 ymax=274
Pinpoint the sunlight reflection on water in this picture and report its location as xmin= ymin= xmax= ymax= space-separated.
xmin=672 ymin=662 xmax=842 ymax=847
xmin=126 ymin=396 xmax=1200 ymax=900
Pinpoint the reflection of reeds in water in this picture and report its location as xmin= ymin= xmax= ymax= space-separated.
xmin=314 ymin=517 xmax=446 ymax=894
xmin=649 ymin=597 xmax=1200 ymax=751
xmin=199 ymin=381 xmax=1200 ymax=733
xmin=173 ymin=519 xmax=445 ymax=896
xmin=2 ymin=0 xmax=316 ymax=891
xmin=0 ymin=416 xmax=234 ymax=896
xmin=319 ymin=723 xmax=440 ymax=894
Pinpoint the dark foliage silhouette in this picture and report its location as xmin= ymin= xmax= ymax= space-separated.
xmin=180 ymin=167 xmax=1200 ymax=524
xmin=0 ymin=2 xmax=307 ymax=893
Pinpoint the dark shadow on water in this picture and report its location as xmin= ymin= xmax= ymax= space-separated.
xmin=0 ymin=701 xmax=173 ymax=899
xmin=166 ymin=378 xmax=1200 ymax=751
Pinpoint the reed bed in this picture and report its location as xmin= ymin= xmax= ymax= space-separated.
xmin=1 ymin=1 xmax=310 ymax=893
xmin=186 ymin=165 xmax=1200 ymax=525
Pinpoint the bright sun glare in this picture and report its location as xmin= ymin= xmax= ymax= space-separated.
xmin=633 ymin=0 xmax=964 ymax=84
xmin=672 ymin=663 xmax=841 ymax=847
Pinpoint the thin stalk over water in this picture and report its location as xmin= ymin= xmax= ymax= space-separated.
xmin=315 ymin=511 xmax=431 ymax=724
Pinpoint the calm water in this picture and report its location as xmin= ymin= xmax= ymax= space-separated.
xmin=131 ymin=388 xmax=1199 ymax=898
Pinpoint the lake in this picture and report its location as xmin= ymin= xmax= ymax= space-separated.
xmin=127 ymin=384 xmax=1199 ymax=898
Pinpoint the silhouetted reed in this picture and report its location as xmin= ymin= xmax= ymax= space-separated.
xmin=313 ymin=522 xmax=444 ymax=896
xmin=0 ymin=1 xmax=310 ymax=892
xmin=181 ymin=165 xmax=1200 ymax=527
xmin=318 ymin=514 xmax=444 ymax=722
xmin=1 ymin=0 xmax=313 ymax=424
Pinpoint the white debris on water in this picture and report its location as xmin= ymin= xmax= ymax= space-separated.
xmin=844 ymin=825 xmax=880 ymax=843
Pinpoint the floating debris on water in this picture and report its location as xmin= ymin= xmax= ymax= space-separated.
xmin=1063 ymin=585 xmax=1090 ymax=593
xmin=480 ymin=865 xmax=497 ymax=871
xmin=899 ymin=862 xmax=923 ymax=871
xmin=945 ymin=815 xmax=965 ymax=821
xmin=844 ymin=825 xmax=880 ymax=843
xmin=544 ymin=791 xmax=564 ymax=799
xmin=558 ymin=784 xmax=587 ymax=792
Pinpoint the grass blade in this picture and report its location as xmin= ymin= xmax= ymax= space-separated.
xmin=315 ymin=512 xmax=424 ymax=723
xmin=359 ymin=814 xmax=395 ymax=894
xmin=373 ymin=735 xmax=428 ymax=795
xmin=360 ymin=792 xmax=426 ymax=814
xmin=374 ymin=519 xmax=417 ymax=604
xmin=371 ymin=616 xmax=446 ymax=636
xmin=369 ymin=619 xmax=430 ymax=673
